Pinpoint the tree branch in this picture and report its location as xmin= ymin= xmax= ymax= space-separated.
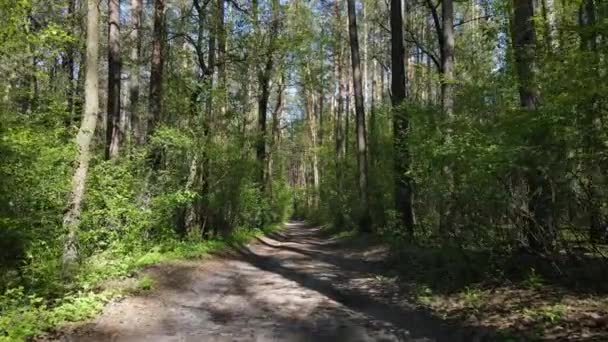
xmin=404 ymin=28 xmax=441 ymax=71
xmin=454 ymin=15 xmax=493 ymax=28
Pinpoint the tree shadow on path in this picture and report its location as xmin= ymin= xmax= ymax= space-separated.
xmin=234 ymin=224 xmax=504 ymax=342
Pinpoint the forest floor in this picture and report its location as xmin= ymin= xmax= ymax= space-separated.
xmin=46 ymin=222 xmax=608 ymax=341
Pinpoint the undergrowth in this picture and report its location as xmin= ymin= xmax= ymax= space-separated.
xmin=0 ymin=223 xmax=282 ymax=341
xmin=323 ymin=221 xmax=608 ymax=340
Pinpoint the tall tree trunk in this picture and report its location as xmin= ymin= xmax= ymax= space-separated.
xmin=391 ymin=0 xmax=415 ymax=238
xmin=268 ymin=73 xmax=285 ymax=194
xmin=440 ymin=0 xmax=456 ymax=236
xmin=106 ymin=0 xmax=122 ymax=159
xmin=148 ymin=0 xmax=165 ymax=139
xmin=62 ymin=0 xmax=100 ymax=276
xmin=512 ymin=0 xmax=539 ymax=109
xmin=66 ymin=0 xmax=78 ymax=120
xmin=361 ymin=0 xmax=368 ymax=110
xmin=441 ymin=0 xmax=454 ymax=117
xmin=334 ymin=0 xmax=345 ymax=199
xmin=318 ymin=31 xmax=326 ymax=147
xmin=511 ymin=0 xmax=555 ymax=252
xmin=579 ymin=0 xmax=605 ymax=242
xmin=306 ymin=89 xmax=320 ymax=209
xmin=129 ymin=0 xmax=143 ymax=144
xmin=345 ymin=65 xmax=351 ymax=156
xmin=540 ymin=0 xmax=559 ymax=50
xmin=256 ymin=0 xmax=280 ymax=192
xmin=199 ymin=0 xmax=218 ymax=236
xmin=217 ymin=0 xmax=227 ymax=116
xmin=580 ymin=0 xmax=598 ymax=51
xmin=347 ymin=0 xmax=372 ymax=231
xmin=206 ymin=0 xmax=217 ymax=123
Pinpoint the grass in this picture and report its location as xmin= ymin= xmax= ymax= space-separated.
xmin=0 ymin=223 xmax=284 ymax=342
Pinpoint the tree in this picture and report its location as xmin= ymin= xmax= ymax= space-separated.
xmin=62 ymin=0 xmax=100 ymax=275
xmin=441 ymin=0 xmax=454 ymax=117
xmin=346 ymin=0 xmax=372 ymax=231
xmin=106 ymin=0 xmax=122 ymax=159
xmin=267 ymin=72 xmax=286 ymax=194
xmin=511 ymin=0 xmax=555 ymax=252
xmin=65 ymin=0 xmax=79 ymax=119
xmin=333 ymin=0 xmax=346 ymax=188
xmin=217 ymin=0 xmax=227 ymax=115
xmin=256 ymin=0 xmax=281 ymax=191
xmin=390 ymin=0 xmax=415 ymax=238
xmin=148 ymin=0 xmax=165 ymax=139
xmin=129 ymin=0 xmax=143 ymax=144
xmin=578 ymin=0 xmax=605 ymax=242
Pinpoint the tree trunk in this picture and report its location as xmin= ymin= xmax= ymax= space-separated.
xmin=65 ymin=0 xmax=78 ymax=121
xmin=579 ymin=0 xmax=605 ymax=242
xmin=361 ymin=0 xmax=368 ymax=110
xmin=217 ymin=0 xmax=227 ymax=116
xmin=268 ymin=73 xmax=285 ymax=194
xmin=62 ymin=0 xmax=100 ymax=276
xmin=440 ymin=0 xmax=456 ymax=236
xmin=512 ymin=0 xmax=539 ymax=110
xmin=200 ymin=0 xmax=217 ymax=237
xmin=106 ymin=0 xmax=122 ymax=159
xmin=345 ymin=55 xmax=351 ymax=157
xmin=391 ymin=0 xmax=415 ymax=238
xmin=306 ymin=89 xmax=320 ymax=209
xmin=334 ymin=0 xmax=345 ymax=196
xmin=511 ymin=0 xmax=555 ymax=252
xmin=540 ymin=0 xmax=559 ymax=50
xmin=148 ymin=0 xmax=165 ymax=139
xmin=129 ymin=0 xmax=143 ymax=144
xmin=256 ymin=0 xmax=280 ymax=192
xmin=441 ymin=0 xmax=455 ymax=117
xmin=347 ymin=0 xmax=372 ymax=231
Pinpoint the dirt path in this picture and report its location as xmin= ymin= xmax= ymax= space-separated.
xmin=60 ymin=222 xmax=485 ymax=342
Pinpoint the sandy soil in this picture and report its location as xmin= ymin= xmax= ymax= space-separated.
xmin=56 ymin=222 xmax=487 ymax=342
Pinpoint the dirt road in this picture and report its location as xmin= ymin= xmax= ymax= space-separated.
xmin=61 ymin=222 xmax=478 ymax=341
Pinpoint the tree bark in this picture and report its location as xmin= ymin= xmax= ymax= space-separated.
xmin=106 ymin=0 xmax=122 ymax=159
xmin=268 ymin=73 xmax=285 ymax=194
xmin=334 ymin=0 xmax=345 ymax=196
xmin=441 ymin=0 xmax=455 ymax=117
xmin=578 ymin=0 xmax=605 ymax=242
xmin=129 ymin=0 xmax=143 ymax=144
xmin=256 ymin=0 xmax=280 ymax=192
xmin=347 ymin=0 xmax=372 ymax=231
xmin=65 ymin=0 xmax=78 ymax=120
xmin=217 ymin=0 xmax=227 ymax=116
xmin=361 ymin=0 xmax=369 ymax=110
xmin=540 ymin=0 xmax=559 ymax=50
xmin=512 ymin=0 xmax=539 ymax=110
xmin=62 ymin=0 xmax=100 ymax=276
xmin=306 ymin=89 xmax=320 ymax=209
xmin=511 ymin=0 xmax=555 ymax=252
xmin=148 ymin=0 xmax=165 ymax=139
xmin=391 ymin=0 xmax=415 ymax=238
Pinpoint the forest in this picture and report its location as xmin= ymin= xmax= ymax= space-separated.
xmin=1 ymin=0 xmax=608 ymax=340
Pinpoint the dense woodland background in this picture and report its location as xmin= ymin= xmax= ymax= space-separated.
xmin=1 ymin=0 xmax=608 ymax=339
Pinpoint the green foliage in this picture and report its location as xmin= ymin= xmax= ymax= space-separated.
xmin=0 ymin=215 xmax=283 ymax=340
xmin=134 ymin=275 xmax=155 ymax=293
xmin=0 ymin=286 xmax=111 ymax=342
xmin=462 ymin=287 xmax=485 ymax=312
xmin=521 ymin=304 xmax=566 ymax=324
xmin=525 ymin=268 xmax=544 ymax=289
xmin=0 ymin=110 xmax=291 ymax=340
